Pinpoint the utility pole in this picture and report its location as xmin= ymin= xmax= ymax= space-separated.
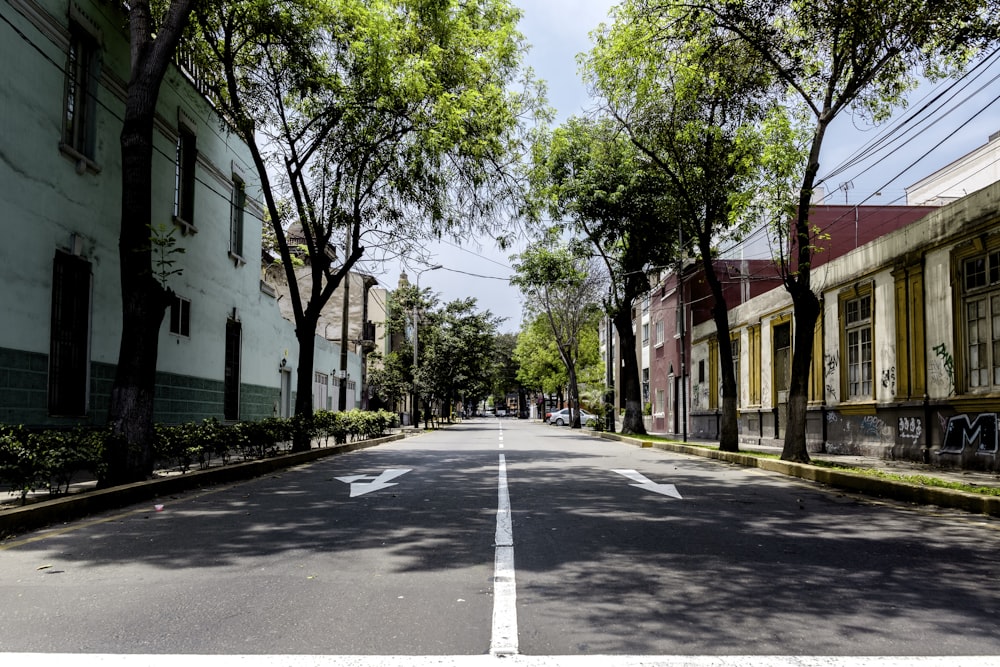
xmin=678 ymin=227 xmax=687 ymax=443
xmin=605 ymin=285 xmax=616 ymax=433
xmin=338 ymin=230 xmax=351 ymax=412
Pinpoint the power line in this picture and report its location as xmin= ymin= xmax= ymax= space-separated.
xmin=440 ymin=267 xmax=512 ymax=281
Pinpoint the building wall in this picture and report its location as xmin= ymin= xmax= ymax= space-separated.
xmin=907 ymin=131 xmax=1000 ymax=206
xmin=0 ymin=0 xmax=353 ymax=428
xmin=690 ymin=180 xmax=1000 ymax=470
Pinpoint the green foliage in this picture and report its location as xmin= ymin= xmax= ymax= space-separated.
xmin=367 ymin=351 xmax=411 ymax=410
xmin=2 ymin=411 xmax=399 ymax=502
xmin=147 ymin=223 xmax=186 ymax=287
xmin=417 ymin=297 xmax=504 ymax=418
xmin=190 ymin=0 xmax=541 ymax=426
xmin=0 ymin=426 xmax=104 ymax=503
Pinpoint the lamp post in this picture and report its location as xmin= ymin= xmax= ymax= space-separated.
xmin=412 ymin=264 xmax=442 ymax=428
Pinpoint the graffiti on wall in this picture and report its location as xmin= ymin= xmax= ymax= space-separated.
xmin=939 ymin=413 xmax=998 ymax=456
xmin=931 ymin=343 xmax=955 ymax=395
xmin=880 ymin=345 xmax=896 ymax=395
xmin=824 ymin=354 xmax=839 ymax=402
xmin=860 ymin=415 xmax=890 ymax=440
xmin=881 ymin=367 xmax=896 ymax=392
xmin=897 ymin=417 xmax=922 ymax=445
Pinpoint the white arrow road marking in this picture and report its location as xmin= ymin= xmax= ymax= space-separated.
xmin=335 ymin=469 xmax=411 ymax=498
xmin=612 ymin=469 xmax=682 ymax=499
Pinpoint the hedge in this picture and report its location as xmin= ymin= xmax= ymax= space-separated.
xmin=0 ymin=409 xmax=399 ymax=504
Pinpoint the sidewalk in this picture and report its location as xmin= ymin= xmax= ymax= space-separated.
xmin=0 ymin=432 xmax=407 ymax=539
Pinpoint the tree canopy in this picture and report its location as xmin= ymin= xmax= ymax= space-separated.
xmin=190 ymin=0 xmax=541 ymax=442
xmin=511 ymin=240 xmax=604 ymax=428
xmin=584 ymin=0 xmax=797 ymax=450
xmin=527 ymin=117 xmax=675 ymax=433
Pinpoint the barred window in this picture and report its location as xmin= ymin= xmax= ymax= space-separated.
xmin=62 ymin=23 xmax=100 ymax=162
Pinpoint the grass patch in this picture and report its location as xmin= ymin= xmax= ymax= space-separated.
xmin=810 ymin=460 xmax=1000 ymax=496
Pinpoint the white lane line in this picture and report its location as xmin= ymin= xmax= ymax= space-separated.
xmin=4 ymin=655 xmax=993 ymax=666
xmin=491 ymin=453 xmax=518 ymax=657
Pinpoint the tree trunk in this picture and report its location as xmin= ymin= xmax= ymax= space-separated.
xmin=292 ymin=320 xmax=317 ymax=451
xmin=567 ymin=361 xmax=581 ymax=429
xmin=781 ymin=286 xmax=820 ymax=462
xmin=106 ymin=108 xmax=167 ymax=485
xmin=614 ymin=308 xmax=646 ymax=435
xmin=697 ymin=234 xmax=739 ymax=452
xmin=103 ymin=3 xmax=189 ymax=485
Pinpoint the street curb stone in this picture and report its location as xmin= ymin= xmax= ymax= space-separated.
xmin=598 ymin=432 xmax=1000 ymax=517
xmin=0 ymin=433 xmax=405 ymax=539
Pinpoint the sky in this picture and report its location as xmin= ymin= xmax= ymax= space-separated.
xmin=369 ymin=1 xmax=617 ymax=333
xmin=367 ymin=1 xmax=1000 ymax=335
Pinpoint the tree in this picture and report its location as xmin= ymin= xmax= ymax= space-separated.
xmin=491 ymin=333 xmax=523 ymax=417
xmin=511 ymin=241 xmax=603 ymax=429
xmin=514 ymin=314 xmax=570 ymax=400
xmin=192 ymin=0 xmax=537 ymax=447
xmin=664 ymin=0 xmax=999 ymax=461
xmin=366 ymin=351 xmax=409 ymax=413
xmin=585 ymin=1 xmax=793 ymax=451
xmin=385 ymin=281 xmax=438 ymax=426
xmin=419 ymin=298 xmax=503 ymax=423
xmin=104 ymin=0 xmax=199 ymax=486
xmin=528 ymin=117 xmax=676 ymax=434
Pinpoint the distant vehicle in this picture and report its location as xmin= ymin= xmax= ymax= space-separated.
xmin=545 ymin=408 xmax=596 ymax=426
xmin=496 ymin=409 xmax=507 ymax=417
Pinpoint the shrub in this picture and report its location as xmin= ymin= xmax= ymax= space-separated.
xmin=0 ymin=425 xmax=104 ymax=503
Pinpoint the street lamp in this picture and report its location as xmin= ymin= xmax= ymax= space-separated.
xmin=412 ymin=264 xmax=442 ymax=428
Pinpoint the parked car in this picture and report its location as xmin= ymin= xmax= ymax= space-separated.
xmin=545 ymin=408 xmax=596 ymax=426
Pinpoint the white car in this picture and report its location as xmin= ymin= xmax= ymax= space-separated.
xmin=546 ymin=408 xmax=596 ymax=426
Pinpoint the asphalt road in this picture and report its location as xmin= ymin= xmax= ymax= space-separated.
xmin=3 ymin=418 xmax=1000 ymax=664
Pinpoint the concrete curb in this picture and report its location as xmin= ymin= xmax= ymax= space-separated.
xmin=0 ymin=433 xmax=405 ymax=539
xmin=598 ymin=432 xmax=1000 ymax=517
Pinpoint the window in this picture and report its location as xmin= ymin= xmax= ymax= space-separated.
xmin=169 ymin=294 xmax=191 ymax=337
xmin=655 ymin=320 xmax=664 ymax=347
xmin=642 ymin=367 xmax=650 ymax=403
xmin=642 ymin=293 xmax=650 ymax=314
xmin=963 ymin=251 xmax=1000 ymax=391
xmin=49 ymin=251 xmax=91 ymax=416
xmin=230 ymin=175 xmax=245 ymax=261
xmin=62 ymin=23 xmax=100 ymax=167
xmin=224 ymin=318 xmax=242 ymax=420
xmin=174 ymin=123 xmax=197 ymax=229
xmin=642 ymin=322 xmax=649 ymax=345
xmin=846 ymin=294 xmax=873 ymax=398
xmin=655 ymin=388 xmax=665 ymax=416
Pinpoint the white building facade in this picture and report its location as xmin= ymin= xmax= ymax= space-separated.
xmin=0 ymin=0 xmax=358 ymax=427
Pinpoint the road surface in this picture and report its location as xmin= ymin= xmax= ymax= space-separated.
xmin=3 ymin=418 xmax=999 ymax=665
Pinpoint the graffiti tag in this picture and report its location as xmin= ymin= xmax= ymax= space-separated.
xmin=860 ymin=415 xmax=889 ymax=440
xmin=881 ymin=366 xmax=896 ymax=391
xmin=932 ymin=343 xmax=955 ymax=395
xmin=940 ymin=413 xmax=998 ymax=456
xmin=898 ymin=417 xmax=922 ymax=445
